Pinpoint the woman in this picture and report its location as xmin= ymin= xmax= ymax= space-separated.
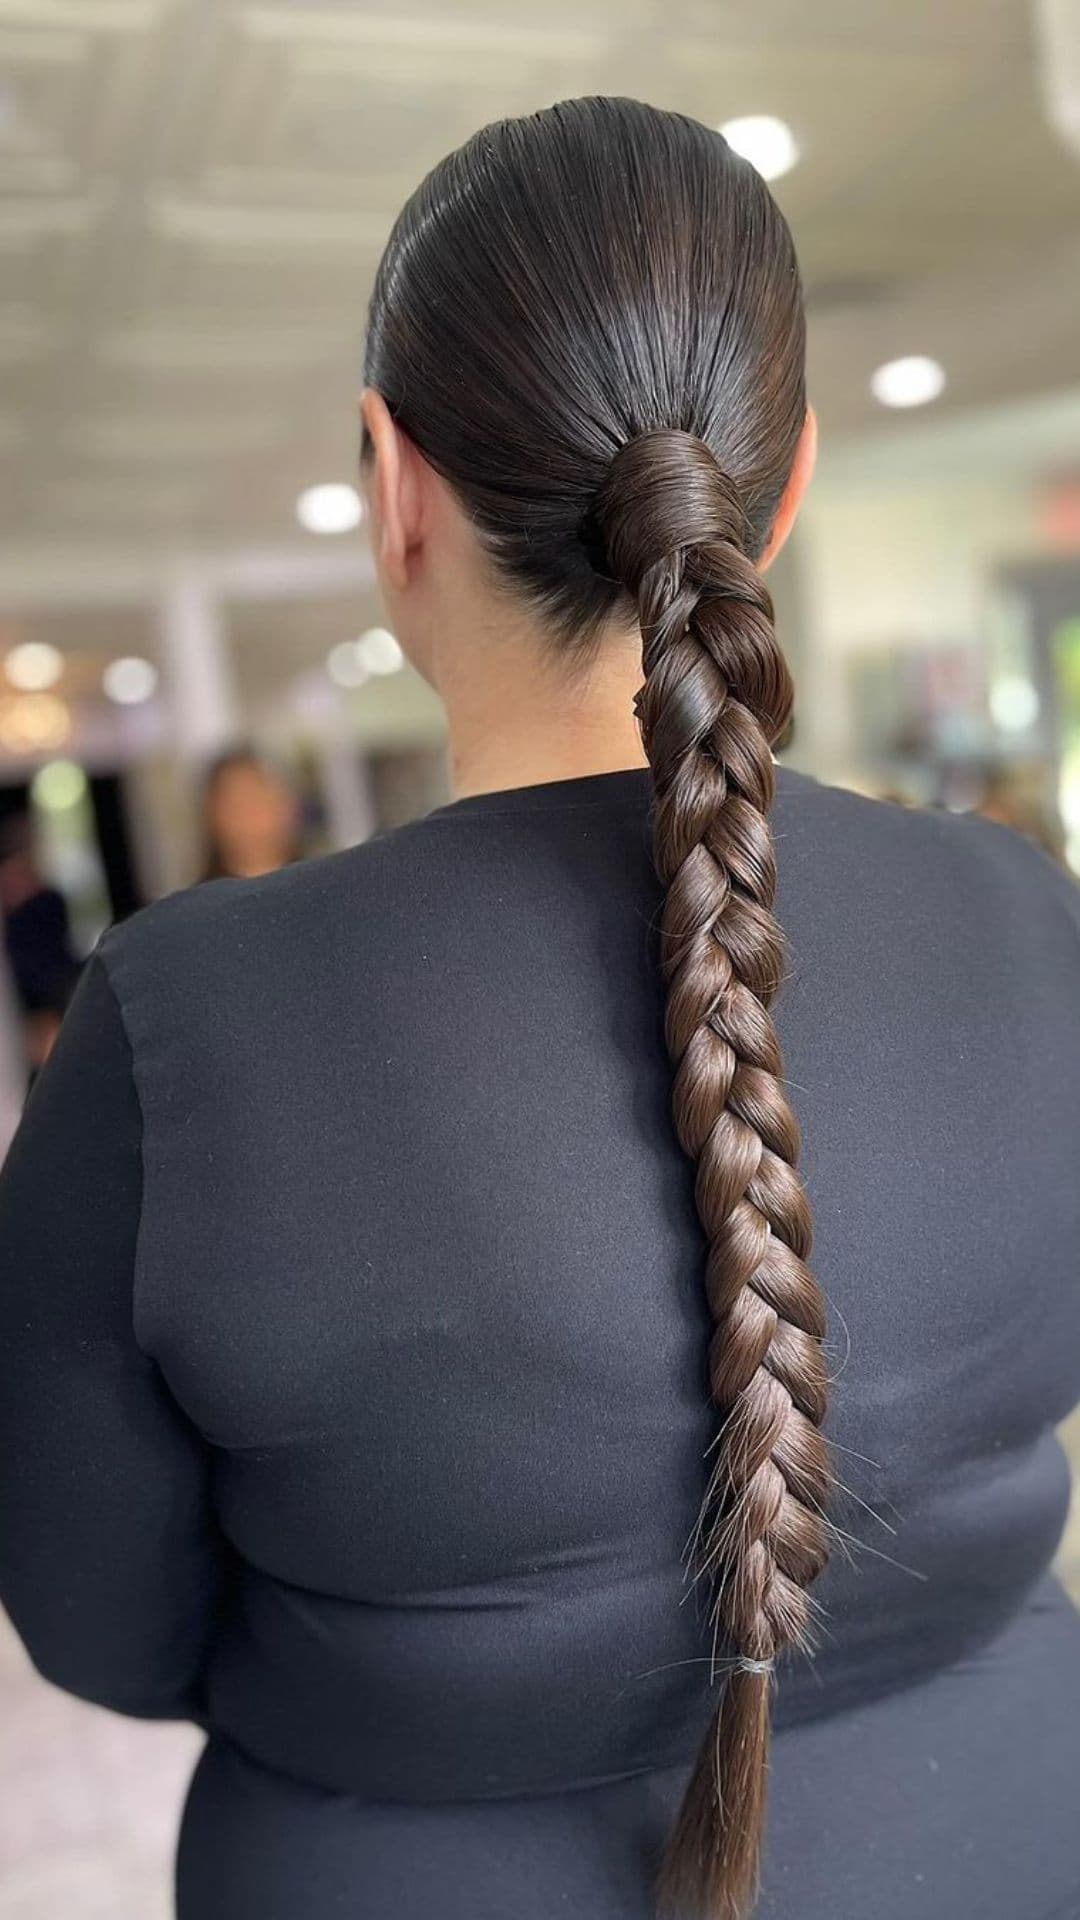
xmin=1 ymin=99 xmax=1079 ymax=1920
xmin=0 ymin=812 xmax=81 ymax=1079
xmin=198 ymin=746 xmax=302 ymax=881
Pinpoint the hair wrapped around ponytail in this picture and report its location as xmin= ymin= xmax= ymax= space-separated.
xmin=593 ymin=430 xmax=833 ymax=1920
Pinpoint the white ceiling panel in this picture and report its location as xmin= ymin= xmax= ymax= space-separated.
xmin=0 ymin=0 xmax=1077 ymax=559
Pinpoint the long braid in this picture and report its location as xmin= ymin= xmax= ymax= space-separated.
xmin=594 ymin=431 xmax=833 ymax=1920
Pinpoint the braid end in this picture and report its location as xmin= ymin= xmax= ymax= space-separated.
xmin=656 ymin=1669 xmax=772 ymax=1920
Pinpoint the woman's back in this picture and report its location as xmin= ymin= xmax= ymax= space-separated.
xmin=112 ymin=765 xmax=1080 ymax=1767
xmin=9 ymin=763 xmax=1080 ymax=1915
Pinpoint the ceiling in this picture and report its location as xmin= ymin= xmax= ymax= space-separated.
xmin=1 ymin=0 xmax=1079 ymax=563
xmin=0 ymin=0 xmax=1079 ymax=748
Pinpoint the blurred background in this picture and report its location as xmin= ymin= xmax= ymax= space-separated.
xmin=1 ymin=0 xmax=1080 ymax=1914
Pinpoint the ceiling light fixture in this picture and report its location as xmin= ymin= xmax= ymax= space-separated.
xmin=719 ymin=115 xmax=799 ymax=182
xmin=357 ymin=628 xmax=403 ymax=675
xmin=327 ymin=640 xmax=369 ymax=689
xmin=296 ymin=483 xmax=363 ymax=535
xmin=103 ymin=656 xmax=159 ymax=705
xmin=5 ymin=641 xmax=63 ymax=692
xmin=989 ymin=675 xmax=1040 ymax=733
xmin=870 ymin=355 xmax=946 ymax=409
xmin=0 ymin=694 xmax=71 ymax=754
xmin=31 ymin=759 xmax=87 ymax=813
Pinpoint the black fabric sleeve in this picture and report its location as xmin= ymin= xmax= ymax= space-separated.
xmin=0 ymin=945 xmax=224 ymax=1721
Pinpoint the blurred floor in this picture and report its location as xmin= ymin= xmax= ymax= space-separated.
xmin=0 ymin=1625 xmax=199 ymax=1920
xmin=2 ymin=1418 xmax=1079 ymax=1919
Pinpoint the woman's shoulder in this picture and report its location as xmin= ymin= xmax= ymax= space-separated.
xmin=97 ymin=776 xmax=1080 ymax=1036
xmin=778 ymin=765 xmax=1079 ymax=933
xmin=96 ymin=812 xmax=467 ymax=1020
xmin=772 ymin=768 xmax=1080 ymax=1045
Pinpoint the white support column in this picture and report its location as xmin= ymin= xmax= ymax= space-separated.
xmin=157 ymin=567 xmax=240 ymax=763
xmin=282 ymin=675 xmax=378 ymax=851
xmin=317 ymin=729 xmax=377 ymax=850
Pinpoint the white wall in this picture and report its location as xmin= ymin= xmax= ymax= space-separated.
xmin=789 ymin=399 xmax=1071 ymax=779
xmin=801 ymin=477 xmax=1039 ymax=654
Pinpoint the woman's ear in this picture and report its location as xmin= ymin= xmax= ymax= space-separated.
xmin=759 ymin=407 xmax=817 ymax=571
xmin=359 ymin=389 xmax=421 ymax=593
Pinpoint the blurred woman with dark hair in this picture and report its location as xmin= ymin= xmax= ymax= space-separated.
xmin=0 ymin=813 xmax=80 ymax=1078
xmin=199 ymin=748 xmax=302 ymax=882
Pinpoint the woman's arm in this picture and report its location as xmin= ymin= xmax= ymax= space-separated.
xmin=0 ymin=944 xmax=225 ymax=1721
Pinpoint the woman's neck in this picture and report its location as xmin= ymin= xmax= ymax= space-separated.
xmin=441 ymin=623 xmax=648 ymax=800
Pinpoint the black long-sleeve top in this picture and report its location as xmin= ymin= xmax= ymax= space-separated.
xmin=2 ymin=767 xmax=1080 ymax=1920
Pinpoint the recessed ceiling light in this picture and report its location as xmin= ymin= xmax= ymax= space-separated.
xmin=357 ymin=628 xmax=403 ymax=675
xmin=103 ymin=655 xmax=159 ymax=705
xmin=296 ymin=483 xmax=363 ymax=535
xmin=327 ymin=640 xmax=368 ymax=688
xmin=989 ymin=675 xmax=1040 ymax=732
xmin=5 ymin=641 xmax=62 ymax=692
xmin=31 ymin=759 xmax=87 ymax=813
xmin=719 ymin=115 xmax=799 ymax=182
xmin=870 ymin=355 xmax=946 ymax=409
xmin=0 ymin=693 xmax=71 ymax=754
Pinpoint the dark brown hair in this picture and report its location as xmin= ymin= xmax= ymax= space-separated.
xmin=364 ymin=96 xmax=832 ymax=1919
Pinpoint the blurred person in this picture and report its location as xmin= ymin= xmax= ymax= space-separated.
xmin=198 ymin=746 xmax=302 ymax=881
xmin=2 ymin=98 xmax=1080 ymax=1920
xmin=0 ymin=813 xmax=80 ymax=1077
xmin=0 ymin=955 xmax=29 ymax=1153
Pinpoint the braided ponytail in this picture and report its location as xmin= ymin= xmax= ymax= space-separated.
xmin=364 ymin=93 xmax=828 ymax=1920
xmin=593 ymin=431 xmax=832 ymax=1918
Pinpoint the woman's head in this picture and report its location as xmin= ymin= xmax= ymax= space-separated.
xmin=361 ymin=99 xmax=831 ymax=1920
xmin=200 ymin=748 xmax=300 ymax=882
xmin=361 ymin=95 xmax=813 ymax=684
